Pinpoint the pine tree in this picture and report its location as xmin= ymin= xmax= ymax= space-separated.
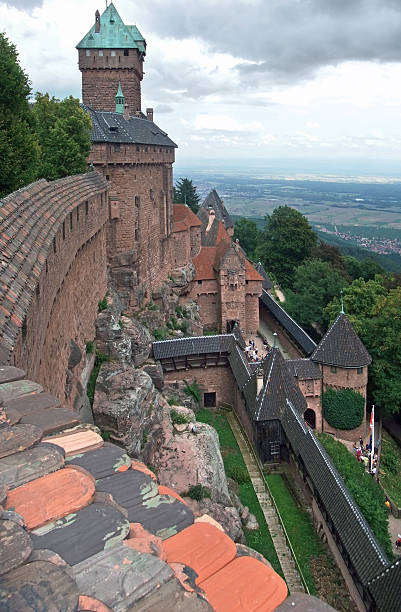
xmin=173 ymin=178 xmax=200 ymax=214
xmin=0 ymin=33 xmax=39 ymax=197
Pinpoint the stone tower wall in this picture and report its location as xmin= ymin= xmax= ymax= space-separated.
xmin=79 ymin=48 xmax=143 ymax=114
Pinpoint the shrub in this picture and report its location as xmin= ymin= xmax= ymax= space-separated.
xmin=179 ymin=319 xmax=189 ymax=333
xmin=167 ymin=396 xmax=179 ymax=406
xmin=381 ymin=439 xmax=399 ymax=475
xmin=98 ymin=296 xmax=108 ymax=312
xmin=318 ymin=433 xmax=393 ymax=558
xmin=323 ymin=387 xmax=364 ymax=430
xmin=167 ymin=316 xmax=179 ymax=330
xmin=87 ymin=351 xmax=110 ymax=407
xmin=153 ymin=327 xmax=168 ymax=341
xmin=182 ymin=484 xmax=211 ymax=501
xmin=227 ymin=464 xmax=249 ymax=484
xmin=184 ymin=380 xmax=201 ymax=403
xmin=85 ymin=340 xmax=94 ymax=354
xmin=170 ymin=409 xmax=190 ymax=425
xmin=148 ymin=301 xmax=159 ymax=311
xmin=175 ymin=305 xmax=184 ymax=318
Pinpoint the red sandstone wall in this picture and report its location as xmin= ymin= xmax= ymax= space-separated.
xmin=190 ymin=227 xmax=201 ymax=258
xmin=79 ymin=48 xmax=143 ymax=114
xmin=172 ymin=230 xmax=190 ymax=268
xmin=91 ymin=144 xmax=175 ymax=308
xmin=12 ymin=191 xmax=108 ymax=406
xmin=190 ymin=280 xmax=219 ymax=331
xmin=164 ymin=365 xmax=235 ymax=408
xmin=245 ymin=293 xmax=259 ymax=333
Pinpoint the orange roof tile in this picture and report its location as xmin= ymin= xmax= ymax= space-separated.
xmin=245 ymin=259 xmax=264 ymax=282
xmin=163 ymin=522 xmax=237 ymax=585
xmin=199 ymin=556 xmax=288 ymax=612
xmin=193 ymin=246 xmax=218 ymax=280
xmin=173 ymin=204 xmax=202 ymax=232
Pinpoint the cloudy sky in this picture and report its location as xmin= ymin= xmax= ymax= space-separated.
xmin=3 ymin=0 xmax=401 ymax=167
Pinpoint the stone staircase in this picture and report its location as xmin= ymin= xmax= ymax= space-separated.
xmin=227 ymin=412 xmax=305 ymax=593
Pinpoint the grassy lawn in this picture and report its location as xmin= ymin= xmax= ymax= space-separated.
xmin=266 ymin=473 xmax=357 ymax=609
xmin=380 ymin=430 xmax=401 ymax=507
xmin=196 ymin=408 xmax=283 ymax=577
xmin=266 ymin=474 xmax=327 ymax=594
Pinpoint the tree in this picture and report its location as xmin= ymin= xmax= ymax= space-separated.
xmin=255 ymin=206 xmax=317 ymax=288
xmin=311 ymin=241 xmax=349 ymax=279
xmin=233 ymin=217 xmax=260 ymax=260
xmin=0 ymin=33 xmax=39 ymax=197
xmin=366 ymin=288 xmax=401 ymax=414
xmin=285 ymin=259 xmax=346 ymax=332
xmin=173 ymin=178 xmax=200 ymax=214
xmin=323 ymin=277 xmax=387 ymax=336
xmin=32 ymin=93 xmax=92 ymax=181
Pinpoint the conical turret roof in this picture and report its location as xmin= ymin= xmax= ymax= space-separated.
xmin=254 ymin=347 xmax=306 ymax=422
xmin=311 ymin=313 xmax=371 ymax=368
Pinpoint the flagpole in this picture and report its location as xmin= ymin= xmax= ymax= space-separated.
xmin=370 ymin=405 xmax=374 ymax=473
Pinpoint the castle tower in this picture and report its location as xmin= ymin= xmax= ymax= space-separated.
xmin=76 ymin=3 xmax=146 ymax=115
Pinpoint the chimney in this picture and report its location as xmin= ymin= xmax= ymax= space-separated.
xmin=146 ymin=108 xmax=154 ymax=122
xmin=95 ymin=10 xmax=100 ymax=33
xmin=123 ymin=103 xmax=130 ymax=121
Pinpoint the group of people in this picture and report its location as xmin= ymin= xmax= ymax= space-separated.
xmin=245 ymin=338 xmax=269 ymax=363
xmin=353 ymin=437 xmax=378 ymax=475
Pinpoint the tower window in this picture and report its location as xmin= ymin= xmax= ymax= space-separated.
xmin=330 ymin=366 xmax=337 ymax=373
xmin=85 ymin=201 xmax=89 ymax=215
xmin=111 ymin=50 xmax=116 ymax=57
xmin=106 ymin=175 xmax=110 ymax=181
xmin=136 ymin=146 xmax=140 ymax=151
xmin=124 ymin=49 xmax=129 ymax=56
xmin=99 ymin=50 xmax=103 ymax=56
xmin=135 ymin=196 xmax=140 ymax=207
xmin=357 ymin=367 xmax=363 ymax=374
xmin=114 ymin=143 xmax=120 ymax=152
xmin=85 ymin=50 xmax=91 ymax=56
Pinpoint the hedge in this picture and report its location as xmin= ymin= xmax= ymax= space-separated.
xmin=318 ymin=433 xmax=393 ymax=558
xmin=323 ymin=387 xmax=364 ymax=430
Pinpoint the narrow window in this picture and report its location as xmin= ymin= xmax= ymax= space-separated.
xmin=106 ymin=175 xmax=110 ymax=181
xmin=330 ymin=366 xmax=337 ymax=373
xmin=111 ymin=50 xmax=116 ymax=57
xmin=204 ymin=392 xmax=216 ymax=408
xmin=135 ymin=196 xmax=140 ymax=207
xmin=114 ymin=143 xmax=120 ymax=152
xmin=53 ymin=238 xmax=56 ymax=253
xmin=145 ymin=147 xmax=148 ymax=152
xmin=77 ymin=206 xmax=79 ymax=222
xmin=136 ymin=146 xmax=140 ymax=152
xmin=135 ymin=229 xmax=138 ymax=241
xmin=198 ymin=280 xmax=202 ymax=285
xmin=124 ymin=49 xmax=129 ymax=56
xmin=357 ymin=367 xmax=363 ymax=374
xmin=99 ymin=50 xmax=103 ymax=56
xmin=85 ymin=201 xmax=89 ymax=215
xmin=36 ymin=283 xmax=40 ymax=297
xmin=62 ymin=221 xmax=65 ymax=239
xmin=85 ymin=50 xmax=91 ymax=57
xmin=46 ymin=260 xmax=48 ymax=274
xmin=70 ymin=212 xmax=73 ymax=230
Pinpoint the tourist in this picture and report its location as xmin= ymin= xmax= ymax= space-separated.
xmin=359 ymin=437 xmax=364 ymax=447
xmin=356 ymin=448 xmax=362 ymax=462
xmin=396 ymin=535 xmax=401 ymax=549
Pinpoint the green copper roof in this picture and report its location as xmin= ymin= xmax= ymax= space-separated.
xmin=115 ymin=81 xmax=124 ymax=99
xmin=76 ymin=2 xmax=146 ymax=53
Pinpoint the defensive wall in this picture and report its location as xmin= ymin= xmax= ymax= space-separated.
xmin=0 ymin=171 xmax=109 ymax=408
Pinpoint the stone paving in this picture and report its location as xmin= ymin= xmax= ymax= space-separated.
xmin=226 ymin=412 xmax=305 ymax=593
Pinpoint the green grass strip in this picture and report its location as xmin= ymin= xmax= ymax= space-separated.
xmin=196 ymin=408 xmax=283 ymax=577
xmin=380 ymin=430 xmax=401 ymax=507
xmin=266 ymin=474 xmax=327 ymax=595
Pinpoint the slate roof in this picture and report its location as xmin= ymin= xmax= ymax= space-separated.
xmin=254 ymin=348 xmax=307 ymax=422
xmin=286 ymin=359 xmax=322 ymax=380
xmin=311 ymin=313 xmax=371 ymax=368
xmin=254 ymin=262 xmax=273 ymax=291
xmin=76 ymin=3 xmax=146 ymax=53
xmin=0 ymin=172 xmax=108 ymax=362
xmin=199 ymin=190 xmax=234 ymax=230
xmin=228 ymin=344 xmax=252 ymax=390
xmin=259 ymin=290 xmax=317 ymax=355
xmin=367 ymin=558 xmax=401 ymax=611
xmin=83 ymin=105 xmax=177 ymax=147
xmin=152 ymin=334 xmax=235 ymax=360
xmin=282 ymin=400 xmax=389 ymax=587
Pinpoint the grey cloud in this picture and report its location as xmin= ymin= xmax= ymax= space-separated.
xmin=5 ymin=0 xmax=44 ymax=9
xmin=134 ymin=0 xmax=401 ymax=83
xmin=154 ymin=103 xmax=173 ymax=113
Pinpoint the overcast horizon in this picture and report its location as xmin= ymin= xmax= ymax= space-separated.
xmin=3 ymin=0 xmax=401 ymax=169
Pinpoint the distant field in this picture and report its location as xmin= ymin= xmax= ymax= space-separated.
xmin=182 ymin=170 xmax=401 ymax=231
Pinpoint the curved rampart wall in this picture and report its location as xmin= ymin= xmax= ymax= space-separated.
xmin=0 ymin=172 xmax=109 ymax=406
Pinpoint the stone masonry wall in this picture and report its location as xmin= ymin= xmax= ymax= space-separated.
xmin=190 ymin=280 xmax=219 ymax=331
xmin=79 ymin=48 xmax=143 ymax=114
xmin=245 ymin=292 xmax=260 ymax=333
xmin=5 ymin=176 xmax=109 ymax=408
xmin=90 ymin=143 xmax=175 ymax=310
xmin=164 ymin=364 xmax=236 ymax=408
